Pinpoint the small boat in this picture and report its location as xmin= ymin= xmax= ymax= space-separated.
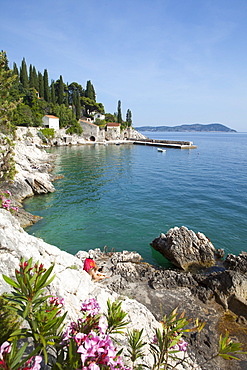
xmin=157 ymin=148 xmax=166 ymax=152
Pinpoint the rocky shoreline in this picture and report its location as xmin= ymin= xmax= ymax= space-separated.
xmin=0 ymin=127 xmax=247 ymax=369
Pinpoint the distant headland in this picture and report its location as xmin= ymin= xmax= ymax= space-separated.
xmin=135 ymin=123 xmax=237 ymax=132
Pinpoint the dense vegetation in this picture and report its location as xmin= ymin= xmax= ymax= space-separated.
xmin=136 ymin=123 xmax=236 ymax=132
xmin=0 ymin=51 xmax=133 ymax=136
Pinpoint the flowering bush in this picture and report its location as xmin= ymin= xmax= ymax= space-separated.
xmin=1 ymin=258 xmax=246 ymax=370
xmin=54 ymin=298 xmax=130 ymax=370
xmin=0 ymin=190 xmax=18 ymax=213
xmin=0 ymin=341 xmax=42 ymax=370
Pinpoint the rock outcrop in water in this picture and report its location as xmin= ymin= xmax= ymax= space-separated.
xmin=150 ymin=226 xmax=218 ymax=270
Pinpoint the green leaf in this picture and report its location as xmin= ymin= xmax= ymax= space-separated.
xmin=2 ymin=274 xmax=20 ymax=289
xmin=10 ymin=342 xmax=28 ymax=368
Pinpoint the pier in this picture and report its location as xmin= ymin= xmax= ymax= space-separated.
xmin=129 ymin=138 xmax=197 ymax=149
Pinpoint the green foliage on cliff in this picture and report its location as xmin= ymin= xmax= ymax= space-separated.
xmin=0 ymin=296 xmax=20 ymax=343
xmin=0 ymin=51 xmax=133 ymax=139
xmin=0 ymin=52 xmax=105 ymax=134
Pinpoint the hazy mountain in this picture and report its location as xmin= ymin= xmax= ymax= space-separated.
xmin=135 ymin=123 xmax=237 ymax=132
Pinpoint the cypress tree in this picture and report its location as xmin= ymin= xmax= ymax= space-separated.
xmin=43 ymin=69 xmax=50 ymax=102
xmin=38 ymin=71 xmax=44 ymax=98
xmin=32 ymin=66 xmax=39 ymax=91
xmin=57 ymin=75 xmax=64 ymax=105
xmin=126 ymin=109 xmax=132 ymax=127
xmin=12 ymin=62 xmax=19 ymax=77
xmin=85 ymin=80 xmax=96 ymax=101
xmin=117 ymin=100 xmax=122 ymax=124
xmin=29 ymin=64 xmax=34 ymax=88
xmin=50 ymin=80 xmax=56 ymax=104
xmin=20 ymin=58 xmax=28 ymax=88
xmin=75 ymin=91 xmax=81 ymax=120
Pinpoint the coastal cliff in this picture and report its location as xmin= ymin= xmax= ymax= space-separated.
xmin=0 ymin=128 xmax=247 ymax=369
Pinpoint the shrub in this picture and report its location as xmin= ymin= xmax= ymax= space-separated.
xmin=39 ymin=128 xmax=55 ymax=139
xmin=1 ymin=258 xmax=246 ymax=370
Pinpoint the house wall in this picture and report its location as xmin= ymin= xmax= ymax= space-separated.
xmin=79 ymin=120 xmax=99 ymax=141
xmin=42 ymin=116 xmax=60 ymax=130
xmin=93 ymin=113 xmax=105 ymax=122
xmin=105 ymin=126 xmax=121 ymax=141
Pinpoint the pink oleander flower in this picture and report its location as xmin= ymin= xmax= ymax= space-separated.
xmin=77 ymin=331 xmax=117 ymax=367
xmin=0 ymin=341 xmax=12 ymax=360
xmin=49 ymin=296 xmax=65 ymax=307
xmin=81 ymin=298 xmax=100 ymax=316
xmin=5 ymin=190 xmax=12 ymax=196
xmin=98 ymin=315 xmax=108 ymax=334
xmin=152 ymin=334 xmax=158 ymax=344
xmin=177 ymin=338 xmax=188 ymax=352
xmin=20 ymin=355 xmax=42 ymax=370
xmin=74 ymin=332 xmax=86 ymax=346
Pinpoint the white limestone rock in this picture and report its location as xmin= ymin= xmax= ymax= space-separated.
xmin=0 ymin=209 xmax=160 ymax=366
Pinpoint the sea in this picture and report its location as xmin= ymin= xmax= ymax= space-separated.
xmin=24 ymin=131 xmax=247 ymax=268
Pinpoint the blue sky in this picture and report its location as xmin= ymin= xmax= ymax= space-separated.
xmin=1 ymin=0 xmax=247 ymax=131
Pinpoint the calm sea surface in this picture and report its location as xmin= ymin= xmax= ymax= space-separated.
xmin=24 ymin=132 xmax=247 ymax=267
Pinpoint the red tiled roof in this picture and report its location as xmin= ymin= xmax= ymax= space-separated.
xmin=45 ymin=115 xmax=59 ymax=119
xmin=107 ymin=122 xmax=120 ymax=127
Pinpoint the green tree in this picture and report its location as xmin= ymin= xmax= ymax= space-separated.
xmin=20 ymin=58 xmax=28 ymax=89
xmin=105 ymin=113 xmax=117 ymax=122
xmin=56 ymin=75 xmax=64 ymax=105
xmin=38 ymin=71 xmax=44 ymax=98
xmin=51 ymin=104 xmax=77 ymax=128
xmin=117 ymin=100 xmax=122 ymax=124
xmin=0 ymin=51 xmax=20 ymax=133
xmin=29 ymin=64 xmax=34 ymax=88
xmin=85 ymin=80 xmax=96 ymax=101
xmin=126 ymin=109 xmax=132 ymax=127
xmin=43 ymin=69 xmax=50 ymax=102
xmin=12 ymin=62 xmax=19 ymax=78
xmin=81 ymin=97 xmax=104 ymax=117
xmin=75 ymin=90 xmax=81 ymax=120
xmin=50 ymin=80 xmax=56 ymax=104
xmin=12 ymin=103 xmax=34 ymax=127
xmin=32 ymin=66 xmax=39 ymax=91
xmin=68 ymin=82 xmax=84 ymax=105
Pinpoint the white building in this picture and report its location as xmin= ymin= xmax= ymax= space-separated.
xmin=93 ymin=112 xmax=105 ymax=122
xmin=42 ymin=115 xmax=60 ymax=130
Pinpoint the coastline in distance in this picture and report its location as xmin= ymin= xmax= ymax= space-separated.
xmin=135 ymin=123 xmax=237 ymax=132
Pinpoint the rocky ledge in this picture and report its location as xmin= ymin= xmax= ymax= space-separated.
xmin=1 ymin=211 xmax=247 ymax=369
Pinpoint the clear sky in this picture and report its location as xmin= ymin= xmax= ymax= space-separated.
xmin=1 ymin=0 xmax=247 ymax=132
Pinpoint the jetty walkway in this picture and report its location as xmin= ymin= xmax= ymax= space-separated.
xmin=129 ymin=138 xmax=197 ymax=149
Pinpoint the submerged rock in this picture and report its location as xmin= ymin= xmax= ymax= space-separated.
xmin=151 ymin=226 xmax=217 ymax=270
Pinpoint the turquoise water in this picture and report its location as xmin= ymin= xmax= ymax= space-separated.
xmin=24 ymin=132 xmax=247 ymax=267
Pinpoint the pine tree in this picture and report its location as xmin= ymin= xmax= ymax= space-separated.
xmin=20 ymin=58 xmax=28 ymax=88
xmin=38 ymin=71 xmax=44 ymax=98
xmin=117 ymin=100 xmax=122 ymax=124
xmin=126 ymin=109 xmax=132 ymax=127
xmin=43 ymin=69 xmax=50 ymax=102
xmin=85 ymin=80 xmax=96 ymax=101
